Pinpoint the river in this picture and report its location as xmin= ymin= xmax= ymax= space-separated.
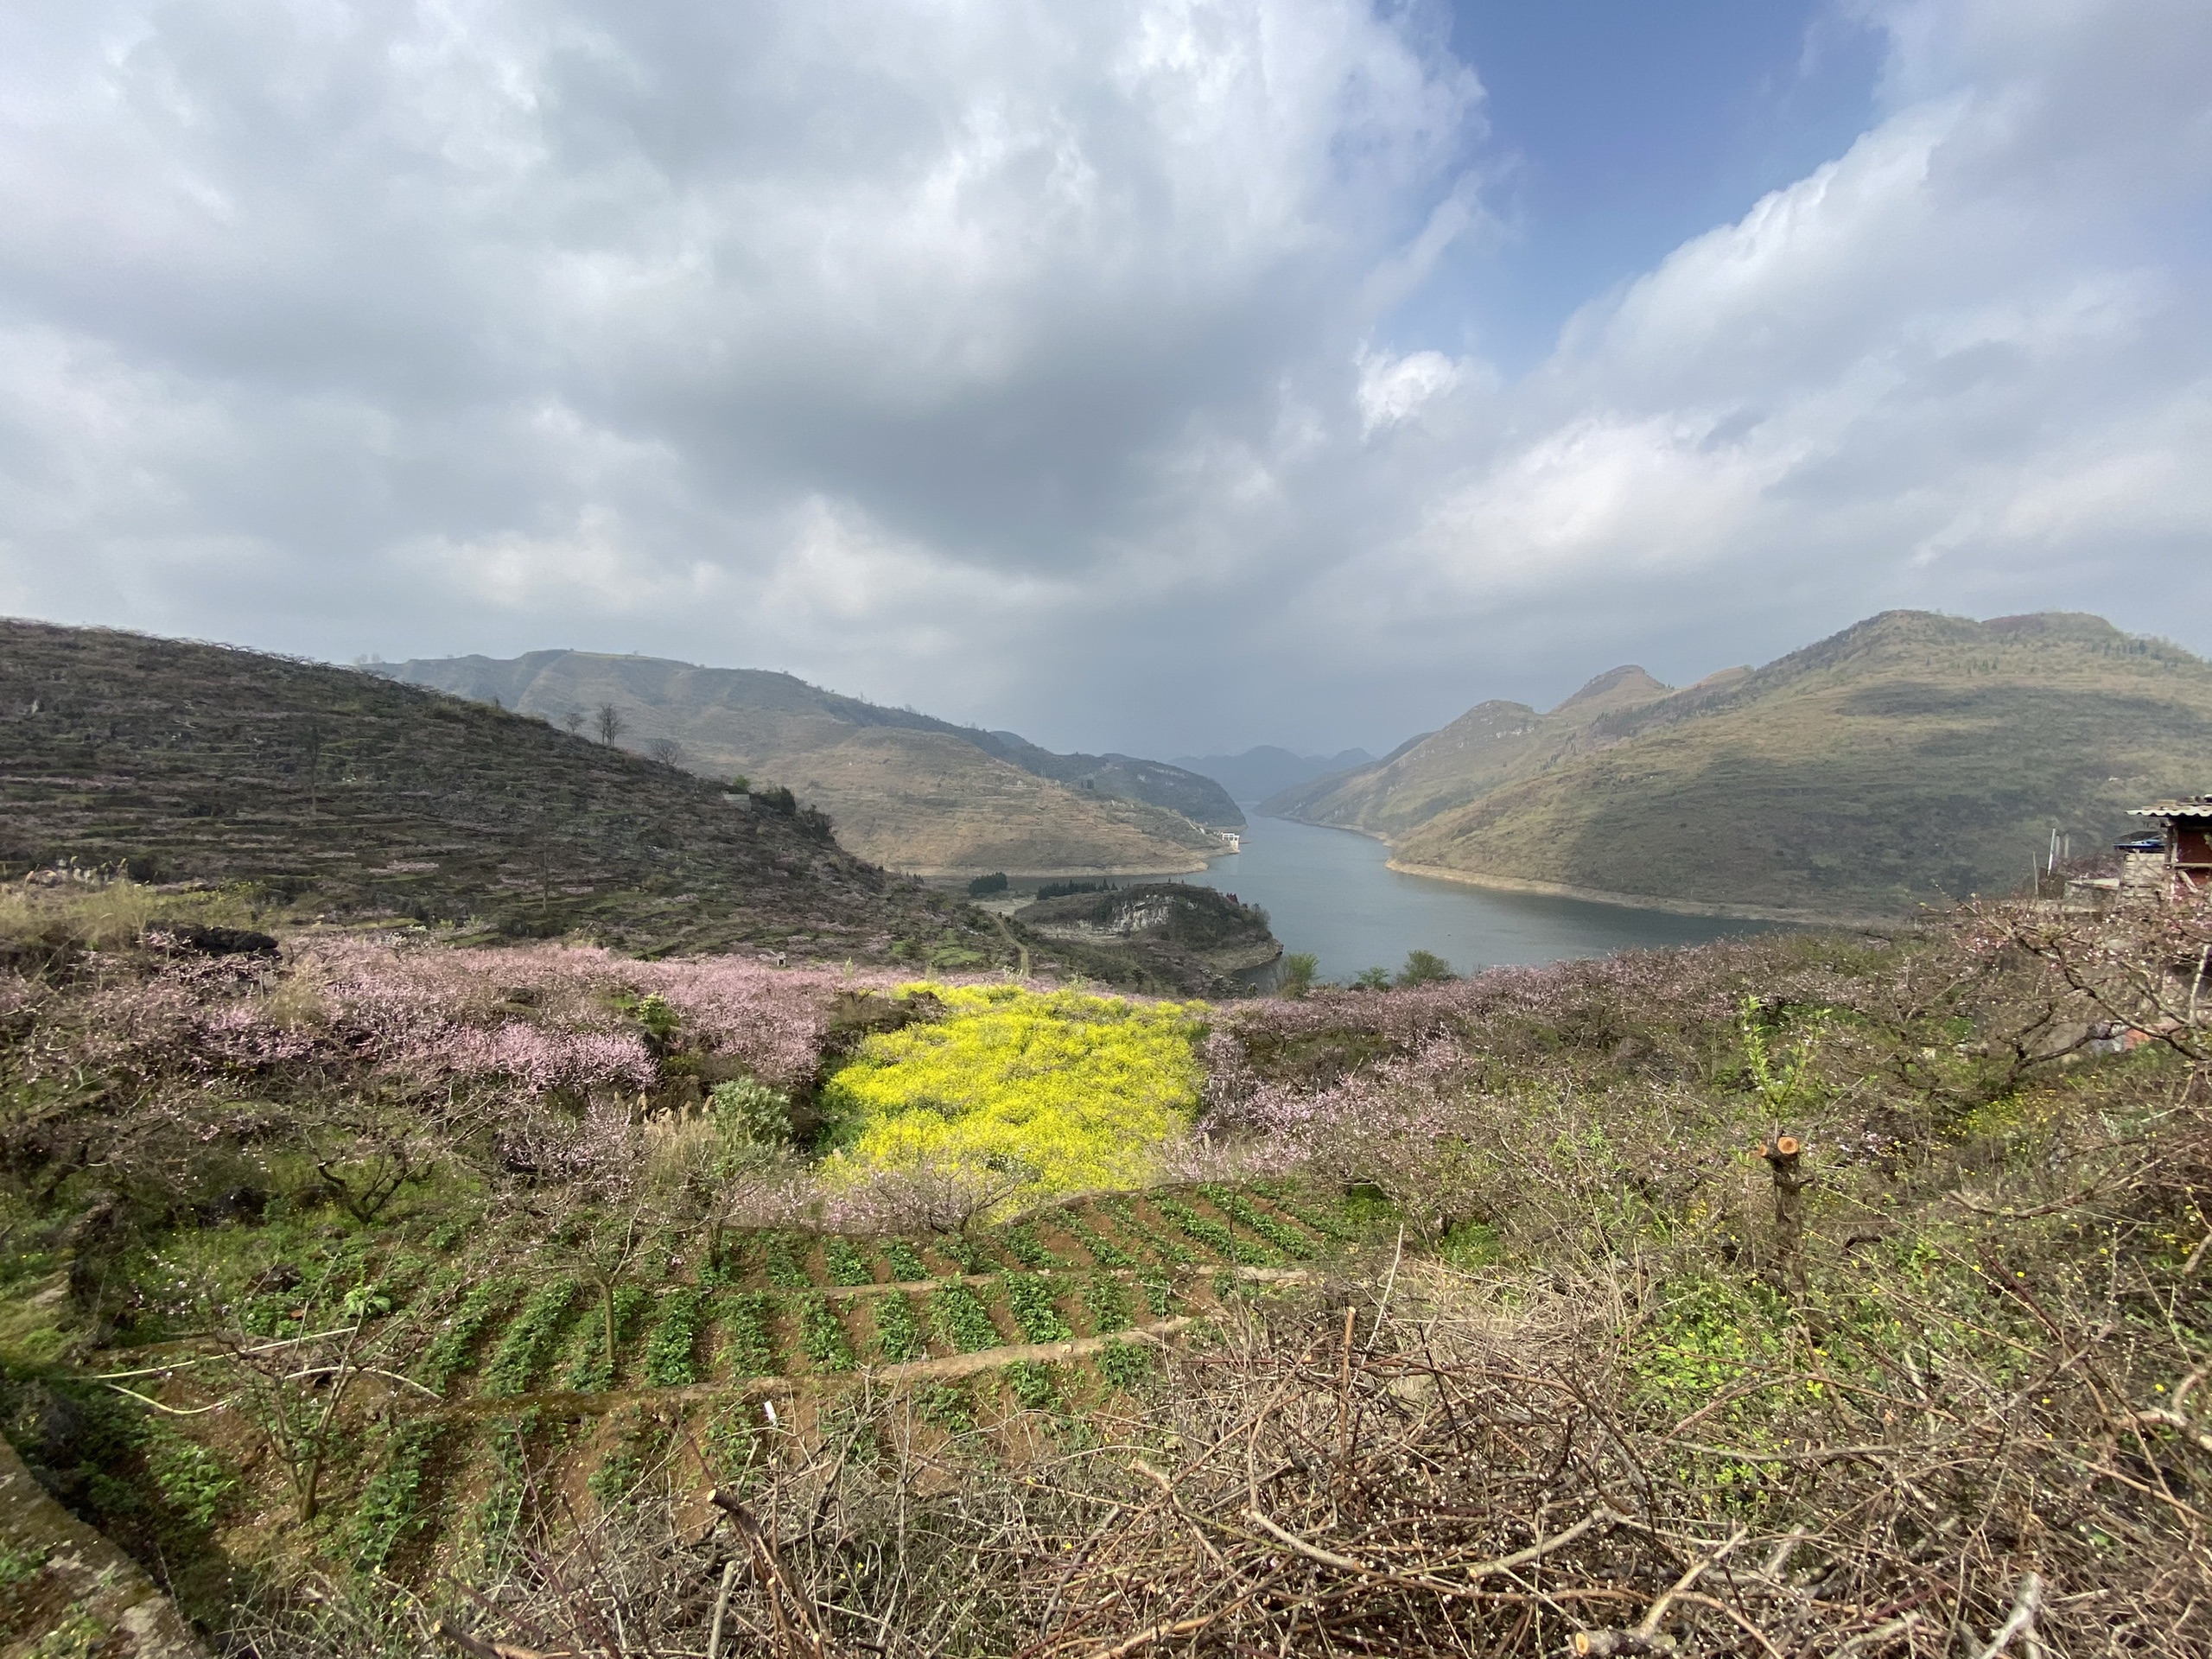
xmin=1184 ymin=815 xmax=1783 ymax=985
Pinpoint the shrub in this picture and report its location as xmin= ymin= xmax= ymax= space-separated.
xmin=1277 ymin=952 xmax=1319 ymax=999
xmin=1396 ymin=950 xmax=1454 ymax=986
xmin=965 ymin=873 xmax=1009 ymax=897
xmin=820 ymin=983 xmax=1205 ymax=1210
xmin=709 ymin=1077 xmax=792 ymax=1148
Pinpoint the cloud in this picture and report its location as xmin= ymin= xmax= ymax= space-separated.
xmin=0 ymin=0 xmax=2207 ymax=754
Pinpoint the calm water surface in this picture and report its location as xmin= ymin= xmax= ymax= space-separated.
xmin=1185 ymin=815 xmax=1782 ymax=984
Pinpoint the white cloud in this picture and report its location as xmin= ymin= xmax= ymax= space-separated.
xmin=0 ymin=0 xmax=2207 ymax=753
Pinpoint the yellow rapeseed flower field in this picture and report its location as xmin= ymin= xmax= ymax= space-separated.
xmin=818 ymin=983 xmax=1206 ymax=1204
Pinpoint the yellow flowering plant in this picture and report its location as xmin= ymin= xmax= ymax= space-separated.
xmin=818 ymin=983 xmax=1206 ymax=1208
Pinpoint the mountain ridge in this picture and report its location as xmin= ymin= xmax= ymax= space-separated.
xmin=1265 ymin=609 xmax=2212 ymax=919
xmin=372 ymin=651 xmax=1240 ymax=876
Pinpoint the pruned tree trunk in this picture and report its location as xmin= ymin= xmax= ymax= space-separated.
xmin=1760 ymin=1135 xmax=1808 ymax=1305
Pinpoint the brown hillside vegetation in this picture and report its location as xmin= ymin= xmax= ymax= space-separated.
xmin=0 ymin=619 xmax=976 ymax=963
xmin=374 ymin=651 xmax=1232 ymax=876
xmin=1268 ymin=611 xmax=2212 ymax=919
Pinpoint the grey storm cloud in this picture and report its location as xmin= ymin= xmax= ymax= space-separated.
xmin=1 ymin=0 xmax=2208 ymax=756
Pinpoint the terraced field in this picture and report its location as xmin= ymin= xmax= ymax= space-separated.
xmin=99 ymin=1185 xmax=1359 ymax=1584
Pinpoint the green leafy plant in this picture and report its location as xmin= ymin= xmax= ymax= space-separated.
xmin=798 ymin=1293 xmax=855 ymax=1372
xmin=644 ymin=1287 xmax=709 ymax=1386
xmin=1277 ymin=952 xmax=1319 ymax=998
xmin=938 ymin=1233 xmax=996 ymax=1274
xmin=718 ymin=1292 xmax=779 ymax=1377
xmin=873 ymin=1292 xmax=927 ymax=1362
xmin=822 ymin=1236 xmax=876 ymax=1286
xmin=995 ymin=1224 xmax=1056 ymax=1269
xmin=418 ymin=1279 xmax=518 ymax=1393
xmin=1199 ymin=1185 xmax=1316 ymax=1259
xmin=1004 ymin=1360 xmax=1058 ymax=1411
xmin=480 ymin=1278 xmax=581 ymax=1396
xmin=146 ymin=1430 xmax=237 ymax=1529
xmin=760 ymin=1231 xmax=814 ymax=1289
xmin=883 ymin=1240 xmax=930 ymax=1281
xmin=347 ymin=1421 xmax=442 ymax=1573
xmin=1080 ymin=1274 xmax=1129 ymax=1334
xmin=1006 ymin=1274 xmax=1071 ymax=1343
xmin=1096 ymin=1338 xmax=1154 ymax=1393
xmin=929 ymin=1284 xmax=1001 ymax=1353
xmin=918 ymin=1382 xmax=974 ymax=1434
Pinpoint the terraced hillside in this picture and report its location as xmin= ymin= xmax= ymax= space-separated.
xmin=6 ymin=874 xmax=2211 ymax=1656
xmin=21 ymin=1185 xmax=1351 ymax=1599
xmin=374 ymin=650 xmax=1240 ymax=875
xmin=1269 ymin=610 xmax=2212 ymax=919
xmin=0 ymin=618 xmax=984 ymax=962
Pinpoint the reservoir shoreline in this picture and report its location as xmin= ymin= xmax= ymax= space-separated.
xmin=1380 ymin=858 xmax=1899 ymax=930
xmin=1267 ymin=813 xmax=1892 ymax=930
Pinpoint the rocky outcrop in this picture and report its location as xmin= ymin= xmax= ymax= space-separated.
xmin=0 ymin=1432 xmax=210 ymax=1658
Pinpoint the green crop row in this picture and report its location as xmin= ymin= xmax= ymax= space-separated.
xmin=822 ymin=1236 xmax=876 ymax=1286
xmin=720 ymin=1292 xmax=779 ymax=1377
xmin=480 ymin=1278 xmax=580 ymax=1397
xmin=1103 ymin=1197 xmax=1196 ymax=1266
xmin=418 ymin=1279 xmax=517 ymax=1393
xmin=760 ymin=1231 xmax=814 ymax=1289
xmin=1006 ymin=1274 xmax=1071 ymax=1344
xmin=563 ymin=1284 xmax=651 ymax=1393
xmin=798 ymin=1293 xmax=855 ymax=1372
xmin=883 ymin=1240 xmax=930 ymax=1282
xmin=1062 ymin=1211 xmax=1135 ymax=1268
xmin=873 ymin=1292 xmax=927 ymax=1362
xmin=1199 ymin=1185 xmax=1317 ymax=1259
xmin=348 ymin=1421 xmax=443 ymax=1573
xmin=930 ymin=1283 xmax=1001 ymax=1352
xmin=1150 ymin=1197 xmax=1275 ymax=1267
xmin=1081 ymin=1274 xmax=1129 ymax=1334
xmin=645 ymin=1288 xmax=710 ymax=1386
xmin=996 ymin=1224 xmax=1056 ymax=1269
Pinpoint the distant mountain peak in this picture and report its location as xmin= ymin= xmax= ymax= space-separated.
xmin=1551 ymin=664 xmax=1672 ymax=716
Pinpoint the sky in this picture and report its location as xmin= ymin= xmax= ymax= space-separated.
xmin=2 ymin=0 xmax=2208 ymax=757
